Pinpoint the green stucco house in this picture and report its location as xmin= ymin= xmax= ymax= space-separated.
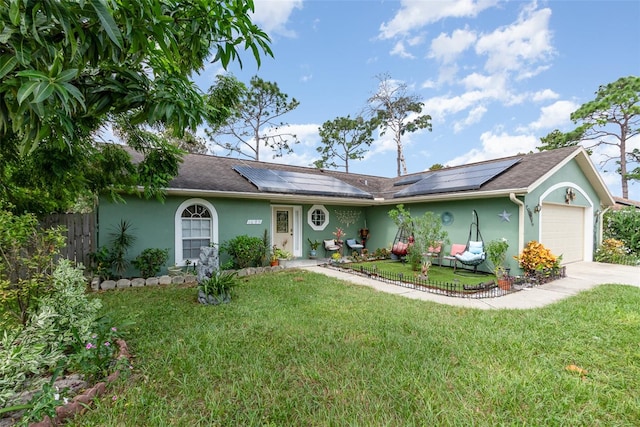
xmin=97 ymin=145 xmax=614 ymax=275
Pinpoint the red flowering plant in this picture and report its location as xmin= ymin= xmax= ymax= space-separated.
xmin=514 ymin=241 xmax=562 ymax=277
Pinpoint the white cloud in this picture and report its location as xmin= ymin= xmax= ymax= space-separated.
xmin=526 ymin=100 xmax=578 ymax=131
xmin=390 ymin=41 xmax=415 ymax=59
xmin=453 ymin=105 xmax=487 ymax=133
xmin=475 ymin=4 xmax=555 ymax=78
xmin=378 ymin=0 xmax=499 ymax=39
xmin=532 ymin=89 xmax=559 ymax=102
xmin=429 ymin=28 xmax=477 ymax=64
xmin=252 ymin=0 xmax=303 ymax=38
xmin=447 ymin=130 xmax=538 ymax=165
xmin=422 ymin=89 xmax=492 ymax=123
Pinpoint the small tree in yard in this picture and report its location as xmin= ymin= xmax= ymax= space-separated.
xmin=388 ymin=205 xmax=448 ymax=271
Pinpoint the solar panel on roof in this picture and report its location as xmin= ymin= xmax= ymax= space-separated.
xmin=233 ymin=166 xmax=373 ymax=199
xmin=393 ymin=158 xmax=521 ymax=198
xmin=393 ymin=172 xmax=432 ymax=186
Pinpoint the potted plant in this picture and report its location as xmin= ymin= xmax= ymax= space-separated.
xmin=486 ymin=238 xmax=510 ymax=289
xmin=197 ymin=270 xmax=238 ymax=305
xmin=307 ymin=238 xmax=320 ymax=258
xmin=269 ymin=252 xmax=279 ymax=266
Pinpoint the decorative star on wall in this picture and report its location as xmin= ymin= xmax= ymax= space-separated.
xmin=498 ymin=209 xmax=512 ymax=222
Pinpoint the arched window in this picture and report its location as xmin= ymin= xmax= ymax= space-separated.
xmin=175 ymin=199 xmax=218 ymax=265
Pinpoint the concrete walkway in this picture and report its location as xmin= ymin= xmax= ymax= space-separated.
xmin=300 ymin=262 xmax=640 ymax=310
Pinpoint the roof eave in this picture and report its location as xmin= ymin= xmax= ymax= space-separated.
xmin=164 ymin=188 xmax=378 ymax=206
xmin=376 ymin=188 xmax=529 ymax=205
xmin=527 ymin=147 xmax=615 ymax=207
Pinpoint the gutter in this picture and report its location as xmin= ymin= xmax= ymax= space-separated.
xmin=509 ymin=193 xmax=525 ymax=254
xmin=597 ymin=206 xmax=612 ymax=246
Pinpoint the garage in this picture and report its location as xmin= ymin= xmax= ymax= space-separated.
xmin=540 ymin=203 xmax=585 ymax=263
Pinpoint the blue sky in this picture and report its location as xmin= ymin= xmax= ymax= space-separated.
xmin=193 ymin=0 xmax=640 ymax=200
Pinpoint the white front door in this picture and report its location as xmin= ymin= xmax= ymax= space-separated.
xmin=272 ymin=205 xmax=303 ymax=257
xmin=273 ymin=207 xmax=294 ymax=253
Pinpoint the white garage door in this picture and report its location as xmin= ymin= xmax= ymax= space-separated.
xmin=540 ymin=203 xmax=585 ymax=263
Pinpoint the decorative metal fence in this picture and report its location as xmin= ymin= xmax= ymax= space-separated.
xmin=328 ymin=262 xmax=566 ymax=299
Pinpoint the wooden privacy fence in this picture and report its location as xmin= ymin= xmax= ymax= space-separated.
xmin=41 ymin=213 xmax=96 ymax=267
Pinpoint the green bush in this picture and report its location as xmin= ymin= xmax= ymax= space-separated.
xmin=595 ymin=238 xmax=639 ymax=265
xmin=87 ymin=220 xmax=136 ymax=279
xmin=221 ymin=235 xmax=267 ymax=269
xmin=39 ymin=259 xmax=102 ymax=347
xmin=603 ymin=207 xmax=640 ymax=255
xmin=132 ymin=248 xmax=169 ymax=277
xmin=0 ymin=209 xmax=66 ymax=325
xmin=0 ymin=306 xmax=66 ymax=407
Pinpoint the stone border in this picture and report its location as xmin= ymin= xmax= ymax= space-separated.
xmin=27 ymin=339 xmax=132 ymax=427
xmin=90 ymin=265 xmax=288 ymax=291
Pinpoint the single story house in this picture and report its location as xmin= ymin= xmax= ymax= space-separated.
xmin=97 ymin=145 xmax=615 ymax=275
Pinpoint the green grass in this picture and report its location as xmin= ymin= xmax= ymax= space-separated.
xmin=348 ymin=259 xmax=495 ymax=288
xmin=70 ymin=270 xmax=640 ymax=426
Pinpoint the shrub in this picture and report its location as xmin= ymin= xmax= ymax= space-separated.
xmin=221 ymin=235 xmax=267 ymax=269
xmin=603 ymin=207 xmax=640 ymax=255
xmin=0 ymin=209 xmax=65 ymax=325
xmin=595 ymin=238 xmax=639 ymax=265
xmin=68 ymin=316 xmax=125 ymax=382
xmin=198 ymin=270 xmax=238 ymax=295
xmin=88 ymin=220 xmax=136 ymax=279
xmin=132 ymin=248 xmax=170 ymax=277
xmin=515 ymin=241 xmax=561 ymax=273
xmin=0 ymin=306 xmax=66 ymax=407
xmin=39 ymin=259 xmax=102 ymax=347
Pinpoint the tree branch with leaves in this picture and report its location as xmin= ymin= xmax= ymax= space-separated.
xmin=367 ymin=73 xmax=432 ymax=176
xmin=206 ymin=75 xmax=300 ymax=161
xmin=538 ymin=76 xmax=640 ymax=198
xmin=314 ymin=115 xmax=377 ymax=172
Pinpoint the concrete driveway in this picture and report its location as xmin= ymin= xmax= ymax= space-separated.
xmin=302 ymin=261 xmax=640 ymax=310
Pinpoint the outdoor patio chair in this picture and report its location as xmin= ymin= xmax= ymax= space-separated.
xmin=345 ymin=238 xmax=364 ymax=254
xmin=424 ymin=243 xmax=443 ymax=266
xmin=323 ymin=239 xmax=342 ymax=257
xmin=442 ymin=243 xmax=467 ymax=268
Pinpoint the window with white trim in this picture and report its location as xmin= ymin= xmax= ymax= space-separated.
xmin=181 ymin=204 xmax=212 ymax=260
xmin=307 ymin=205 xmax=329 ymax=231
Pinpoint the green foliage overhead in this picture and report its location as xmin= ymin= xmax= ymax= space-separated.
xmin=538 ymin=76 xmax=640 ymax=198
xmin=0 ymin=0 xmax=272 ymax=213
xmin=315 ymin=115 xmax=378 ymax=172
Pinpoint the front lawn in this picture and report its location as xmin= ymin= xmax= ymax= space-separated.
xmin=347 ymin=259 xmax=494 ymax=289
xmin=69 ymin=270 xmax=640 ymax=426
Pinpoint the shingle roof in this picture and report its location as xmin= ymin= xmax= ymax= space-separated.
xmin=127 ymin=145 xmax=613 ymax=206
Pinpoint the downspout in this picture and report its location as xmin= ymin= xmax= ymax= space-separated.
xmin=597 ymin=206 xmax=612 ymax=247
xmin=509 ymin=193 xmax=525 ymax=254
